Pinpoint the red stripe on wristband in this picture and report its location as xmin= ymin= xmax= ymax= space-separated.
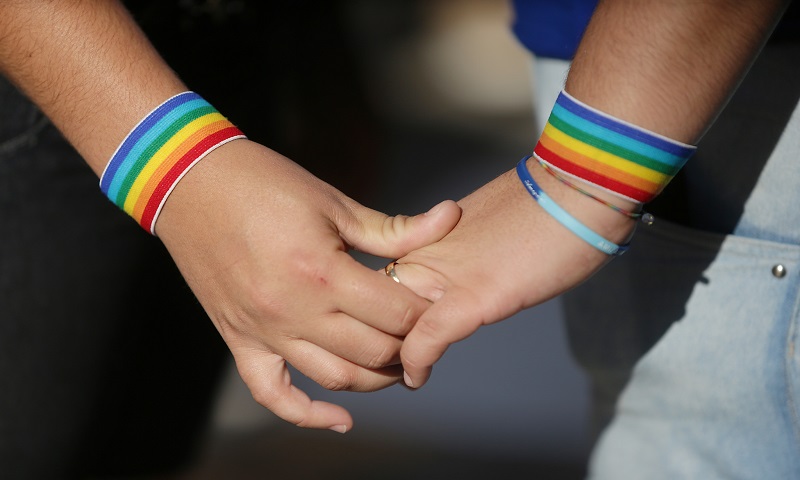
xmin=139 ymin=126 xmax=244 ymax=233
xmin=534 ymin=142 xmax=654 ymax=203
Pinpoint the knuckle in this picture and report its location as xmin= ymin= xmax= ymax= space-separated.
xmin=399 ymin=348 xmax=423 ymax=372
xmin=319 ymin=367 xmax=355 ymax=392
xmin=249 ymin=382 xmax=305 ymax=427
xmin=395 ymin=302 xmax=419 ymax=334
xmin=423 ymin=284 xmax=447 ymax=303
xmin=413 ymin=316 xmax=446 ymax=342
xmin=370 ymin=296 xmax=421 ymax=337
xmin=290 ymin=252 xmax=335 ymax=287
xmin=242 ymin=251 xmax=337 ymax=319
xmin=361 ymin=341 xmax=399 ymax=370
xmin=383 ymin=215 xmax=409 ymax=242
xmin=294 ymin=417 xmax=314 ymax=429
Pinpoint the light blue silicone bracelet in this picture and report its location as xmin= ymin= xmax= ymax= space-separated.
xmin=516 ymin=156 xmax=629 ymax=256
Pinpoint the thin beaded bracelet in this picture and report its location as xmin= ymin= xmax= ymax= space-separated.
xmin=100 ymin=92 xmax=246 ymax=235
xmin=516 ymin=156 xmax=628 ymax=256
xmin=538 ymin=158 xmax=640 ymax=219
xmin=538 ymin=158 xmax=654 ymax=225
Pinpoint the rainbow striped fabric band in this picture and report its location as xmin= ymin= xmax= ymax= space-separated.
xmin=100 ymin=92 xmax=245 ymax=235
xmin=533 ymin=90 xmax=695 ymax=204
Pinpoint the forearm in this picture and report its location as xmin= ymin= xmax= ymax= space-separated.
xmin=568 ymin=0 xmax=789 ymax=144
xmin=539 ymin=0 xmax=790 ymax=239
xmin=0 ymin=0 xmax=185 ymax=174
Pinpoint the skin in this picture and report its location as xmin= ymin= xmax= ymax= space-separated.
xmin=396 ymin=0 xmax=790 ymax=389
xmin=0 ymin=0 xmax=462 ymax=432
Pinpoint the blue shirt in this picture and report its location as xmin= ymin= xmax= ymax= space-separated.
xmin=511 ymin=0 xmax=598 ymax=60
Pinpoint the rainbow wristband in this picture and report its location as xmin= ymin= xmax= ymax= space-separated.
xmin=100 ymin=92 xmax=246 ymax=235
xmin=534 ymin=90 xmax=695 ymax=204
xmin=516 ymin=157 xmax=628 ymax=256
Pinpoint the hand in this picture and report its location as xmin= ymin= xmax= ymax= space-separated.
xmin=394 ymin=158 xmax=635 ymax=389
xmin=155 ymin=139 xmax=461 ymax=432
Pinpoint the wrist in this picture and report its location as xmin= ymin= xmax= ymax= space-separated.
xmin=154 ymin=137 xmax=256 ymax=246
xmin=522 ymin=87 xmax=697 ymax=252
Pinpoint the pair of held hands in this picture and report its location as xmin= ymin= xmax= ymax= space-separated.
xmin=154 ymin=138 xmax=626 ymax=432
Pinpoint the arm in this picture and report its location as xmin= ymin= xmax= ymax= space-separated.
xmin=397 ymin=0 xmax=789 ymax=388
xmin=0 ymin=0 xmax=461 ymax=431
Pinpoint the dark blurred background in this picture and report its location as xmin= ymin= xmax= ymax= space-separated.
xmin=115 ymin=1 xmax=592 ymax=478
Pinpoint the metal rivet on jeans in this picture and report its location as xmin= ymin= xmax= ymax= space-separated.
xmin=772 ymin=264 xmax=787 ymax=278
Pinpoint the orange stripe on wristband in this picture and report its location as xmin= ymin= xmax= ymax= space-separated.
xmin=537 ymin=132 xmax=662 ymax=196
xmin=131 ymin=118 xmax=232 ymax=221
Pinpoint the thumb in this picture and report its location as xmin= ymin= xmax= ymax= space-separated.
xmin=340 ymin=200 xmax=461 ymax=259
xmin=400 ymin=288 xmax=485 ymax=389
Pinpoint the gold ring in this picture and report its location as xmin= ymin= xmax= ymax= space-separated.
xmin=384 ymin=261 xmax=400 ymax=283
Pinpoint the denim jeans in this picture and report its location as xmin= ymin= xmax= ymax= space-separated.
xmin=587 ymin=219 xmax=800 ymax=478
xmin=533 ymin=42 xmax=800 ymax=477
xmin=0 ymin=78 xmax=227 ymax=478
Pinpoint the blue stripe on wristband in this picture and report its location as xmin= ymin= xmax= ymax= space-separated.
xmin=516 ymin=156 xmax=629 ymax=256
xmin=551 ymin=102 xmax=686 ymax=168
xmin=101 ymin=92 xmax=203 ymax=195
xmin=557 ymin=91 xmax=695 ymax=158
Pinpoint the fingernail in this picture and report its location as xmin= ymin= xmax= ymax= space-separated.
xmin=329 ymin=425 xmax=348 ymax=434
xmin=424 ymin=202 xmax=444 ymax=216
xmin=404 ymin=372 xmax=415 ymax=388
